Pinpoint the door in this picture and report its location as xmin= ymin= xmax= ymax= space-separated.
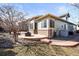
xmin=34 ymin=22 xmax=38 ymax=34
xmin=48 ymin=20 xmax=55 ymax=38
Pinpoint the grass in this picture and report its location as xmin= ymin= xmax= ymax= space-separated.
xmin=0 ymin=44 xmax=79 ymax=56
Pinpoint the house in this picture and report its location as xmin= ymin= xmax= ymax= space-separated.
xmin=28 ymin=13 xmax=77 ymax=38
xmin=77 ymin=25 xmax=79 ymax=30
xmin=76 ymin=22 xmax=79 ymax=33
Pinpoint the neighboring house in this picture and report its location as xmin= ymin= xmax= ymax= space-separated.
xmin=77 ymin=25 xmax=79 ymax=30
xmin=28 ymin=13 xmax=77 ymax=38
xmin=76 ymin=22 xmax=79 ymax=31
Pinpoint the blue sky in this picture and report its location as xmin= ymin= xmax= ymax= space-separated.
xmin=0 ymin=3 xmax=79 ymax=24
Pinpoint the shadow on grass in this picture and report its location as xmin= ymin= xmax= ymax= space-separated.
xmin=52 ymin=46 xmax=68 ymax=56
xmin=0 ymin=49 xmax=17 ymax=56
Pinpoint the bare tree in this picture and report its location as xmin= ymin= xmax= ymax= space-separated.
xmin=0 ymin=5 xmax=27 ymax=43
xmin=70 ymin=3 xmax=79 ymax=8
xmin=70 ymin=3 xmax=79 ymax=25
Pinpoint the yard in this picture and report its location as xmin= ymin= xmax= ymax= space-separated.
xmin=0 ymin=33 xmax=79 ymax=56
xmin=0 ymin=44 xmax=79 ymax=56
xmin=0 ymin=3 xmax=79 ymax=56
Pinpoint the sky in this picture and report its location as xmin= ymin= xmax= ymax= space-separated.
xmin=0 ymin=3 xmax=79 ymax=24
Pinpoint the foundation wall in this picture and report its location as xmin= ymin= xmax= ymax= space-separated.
xmin=38 ymin=29 xmax=48 ymax=37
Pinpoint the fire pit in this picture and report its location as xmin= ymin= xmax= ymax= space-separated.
xmin=25 ymin=32 xmax=31 ymax=36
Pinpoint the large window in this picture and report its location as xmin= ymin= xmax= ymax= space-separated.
xmin=49 ymin=20 xmax=54 ymax=28
xmin=41 ymin=20 xmax=47 ymax=28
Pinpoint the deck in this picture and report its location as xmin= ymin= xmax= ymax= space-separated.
xmin=18 ymin=34 xmax=79 ymax=47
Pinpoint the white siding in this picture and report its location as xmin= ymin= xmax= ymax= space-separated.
xmin=55 ymin=20 xmax=68 ymax=31
xmin=55 ymin=20 xmax=68 ymax=37
xmin=68 ymin=24 xmax=73 ymax=31
xmin=77 ymin=25 xmax=79 ymax=30
xmin=29 ymin=20 xmax=35 ymax=30
xmin=29 ymin=20 xmax=35 ymax=34
xmin=68 ymin=24 xmax=76 ymax=32
xmin=38 ymin=18 xmax=49 ymax=29
xmin=73 ymin=25 xmax=77 ymax=31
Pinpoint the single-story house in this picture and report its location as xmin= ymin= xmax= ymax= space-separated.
xmin=28 ymin=13 xmax=77 ymax=38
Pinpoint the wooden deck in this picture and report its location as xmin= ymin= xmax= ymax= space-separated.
xmin=18 ymin=34 xmax=79 ymax=47
xmin=18 ymin=34 xmax=48 ymax=39
xmin=41 ymin=39 xmax=79 ymax=47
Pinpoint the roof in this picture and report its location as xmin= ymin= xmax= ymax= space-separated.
xmin=27 ymin=15 xmax=42 ymax=21
xmin=59 ymin=13 xmax=70 ymax=18
xmin=28 ymin=13 xmax=76 ymax=26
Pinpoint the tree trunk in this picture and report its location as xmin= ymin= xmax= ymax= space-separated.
xmin=13 ymin=32 xmax=18 ymax=43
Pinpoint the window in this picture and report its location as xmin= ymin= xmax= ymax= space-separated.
xmin=30 ymin=23 xmax=33 ymax=29
xmin=41 ymin=20 xmax=47 ymax=28
xmin=49 ymin=20 xmax=54 ymax=28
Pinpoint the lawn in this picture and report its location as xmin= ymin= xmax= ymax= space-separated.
xmin=0 ymin=44 xmax=79 ymax=56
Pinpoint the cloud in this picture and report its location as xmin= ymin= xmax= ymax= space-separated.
xmin=56 ymin=6 xmax=68 ymax=15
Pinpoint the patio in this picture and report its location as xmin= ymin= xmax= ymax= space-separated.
xmin=18 ymin=33 xmax=79 ymax=47
xmin=18 ymin=34 xmax=48 ymax=40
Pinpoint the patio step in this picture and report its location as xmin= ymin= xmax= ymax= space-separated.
xmin=40 ymin=39 xmax=79 ymax=47
xmin=23 ymin=37 xmax=48 ymax=41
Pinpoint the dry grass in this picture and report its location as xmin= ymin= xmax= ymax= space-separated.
xmin=0 ymin=44 xmax=79 ymax=56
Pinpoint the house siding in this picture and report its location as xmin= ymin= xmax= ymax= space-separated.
xmin=38 ymin=29 xmax=49 ymax=37
xmin=37 ymin=18 xmax=55 ymax=38
xmin=38 ymin=18 xmax=49 ymax=29
xmin=55 ymin=20 xmax=69 ymax=37
xmin=29 ymin=20 xmax=35 ymax=34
